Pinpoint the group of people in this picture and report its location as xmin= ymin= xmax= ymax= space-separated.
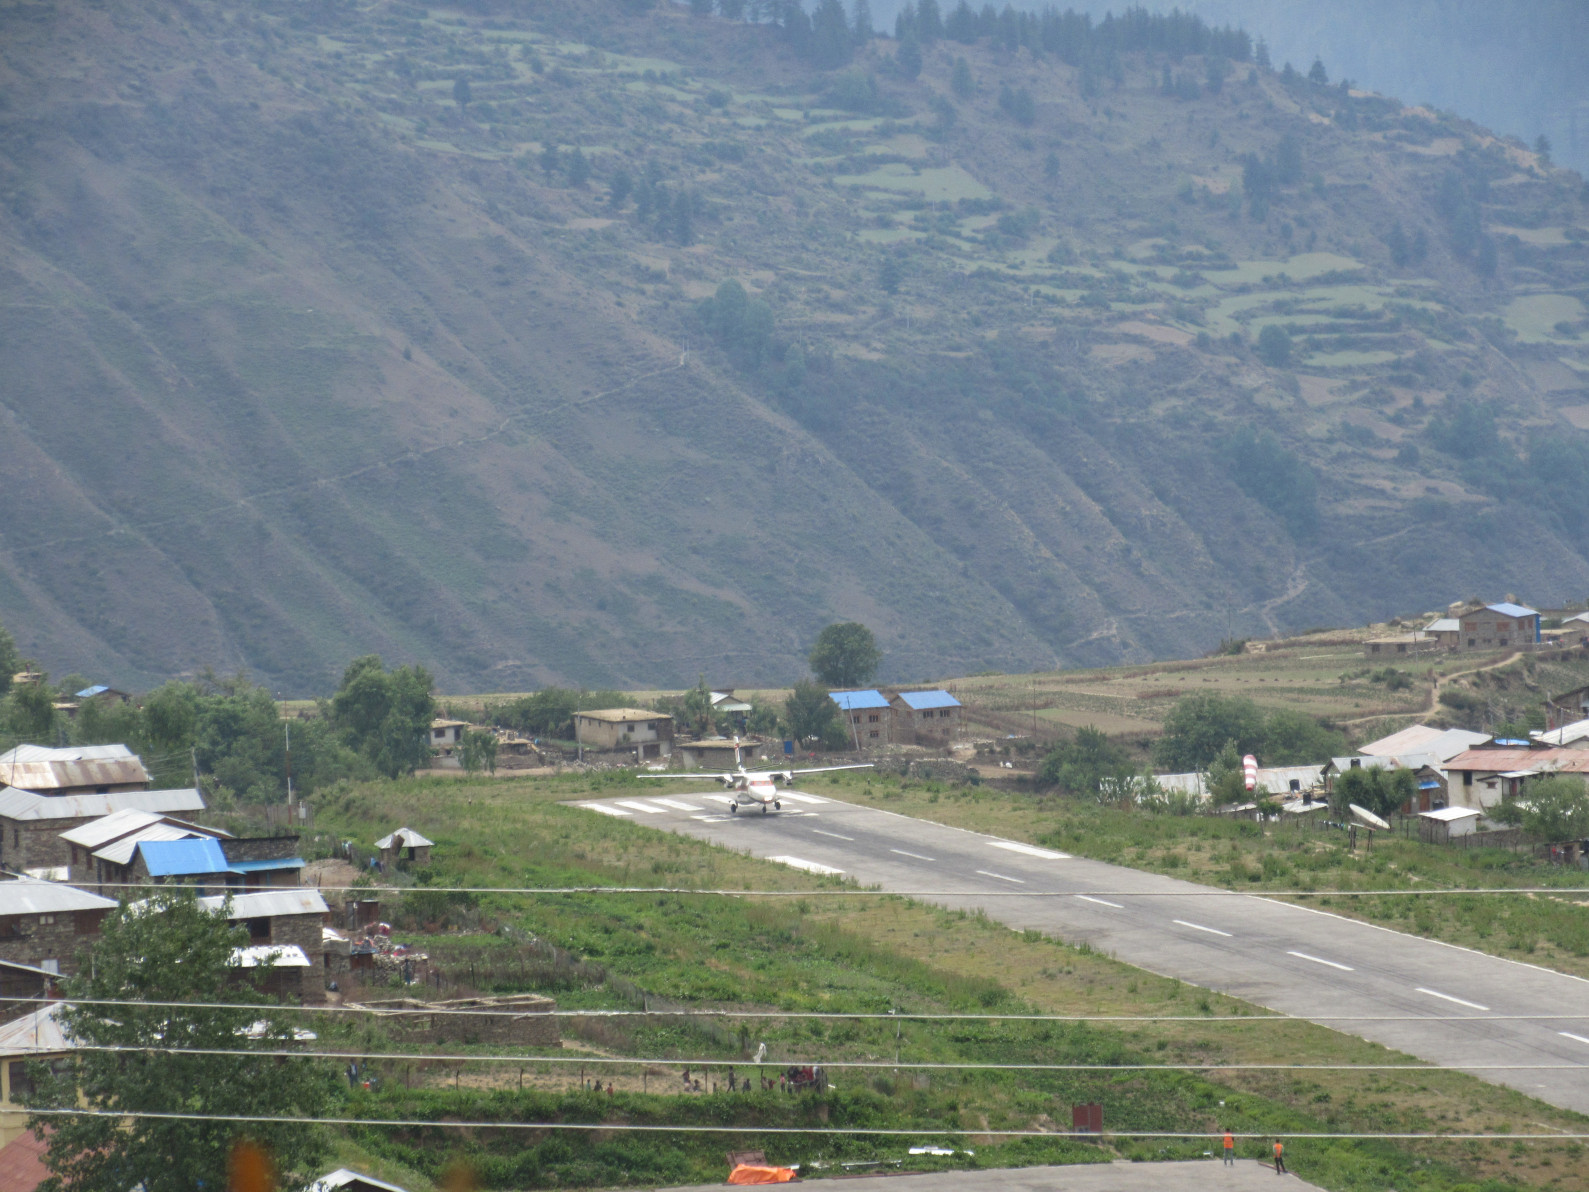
xmin=1223 ymin=1131 xmax=1287 ymax=1174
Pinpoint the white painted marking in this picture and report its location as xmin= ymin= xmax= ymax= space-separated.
xmin=690 ymin=815 xmax=730 ymax=823
xmin=582 ymin=804 xmax=631 ymax=817
xmin=1287 ymin=951 xmax=1354 ymax=972
xmin=1559 ymin=1032 xmax=1589 ymax=1047
xmin=1415 ymin=987 xmax=1490 ymax=1012
xmin=1075 ymin=895 xmax=1124 ymax=909
xmin=767 ymin=855 xmax=843 ymax=876
xmin=779 ymin=792 xmax=826 ymax=804
xmin=614 ymin=800 xmax=668 ymax=814
xmin=701 ymin=794 xmax=738 ymax=806
xmin=890 ymin=848 xmax=937 ymax=862
xmin=811 ymin=828 xmax=854 ymax=841
xmin=976 ymin=869 xmax=1026 ymax=884
xmin=1174 ymin=919 xmax=1233 ymax=938
xmin=989 ymin=840 xmax=1069 ymax=860
xmin=649 ymin=798 xmax=703 ymax=812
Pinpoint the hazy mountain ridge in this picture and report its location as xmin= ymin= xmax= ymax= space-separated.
xmin=0 ymin=0 xmax=1586 ymax=694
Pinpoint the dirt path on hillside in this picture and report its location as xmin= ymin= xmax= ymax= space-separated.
xmin=1339 ymin=650 xmax=1522 ymax=727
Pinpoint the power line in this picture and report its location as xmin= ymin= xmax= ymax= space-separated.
xmin=19 ymin=1108 xmax=1589 ymax=1141
xmin=5 ymin=996 xmax=1585 ymax=1024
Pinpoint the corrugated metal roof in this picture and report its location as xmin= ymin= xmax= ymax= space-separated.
xmin=230 ymin=944 xmax=310 ymax=968
xmin=0 ymin=877 xmax=117 ymax=916
xmin=1419 ymin=806 xmax=1482 ymax=822
xmin=1446 ymin=747 xmax=1589 ymax=774
xmin=308 ymin=1168 xmax=413 ymax=1192
xmin=573 ymin=708 xmax=669 ymax=724
xmin=1425 ymin=618 xmax=1461 ymax=633
xmin=1536 ymin=718 xmax=1589 ymax=746
xmin=58 ymin=809 xmax=164 ymax=848
xmin=200 ymin=889 xmax=329 ymax=919
xmin=894 ymin=690 xmax=962 ymax=710
xmin=0 ymin=744 xmax=136 ymax=764
xmin=0 ymin=1002 xmax=73 ymax=1057
xmin=75 ymin=685 xmax=110 ymax=698
xmin=227 ymin=857 xmax=305 ymax=873
xmin=93 ymin=823 xmax=212 ymax=867
xmin=0 ymin=743 xmax=148 ymax=794
xmin=374 ymin=827 xmax=433 ymax=849
xmin=137 ymin=836 xmax=233 ymax=876
xmin=829 ymin=689 xmax=890 ymax=711
xmin=1358 ymin=725 xmax=1488 ymax=763
xmin=0 ymin=787 xmax=205 ymax=822
xmin=1486 ymin=602 xmax=1538 ymax=619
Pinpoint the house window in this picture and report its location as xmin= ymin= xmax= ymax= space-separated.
xmin=868 ymin=714 xmax=879 ymax=723
xmin=1499 ymin=638 xmax=1508 ymax=647
xmin=1468 ymin=638 xmax=1476 ymax=647
xmin=1462 ymin=771 xmax=1472 ymax=786
xmin=853 ymin=714 xmax=862 ymax=724
xmin=869 ymin=730 xmax=879 ymax=739
xmin=37 ymin=914 xmax=55 ymax=926
xmin=941 ymin=709 xmax=953 ymax=718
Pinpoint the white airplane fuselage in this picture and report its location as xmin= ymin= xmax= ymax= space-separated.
xmin=732 ymin=777 xmax=781 ymax=812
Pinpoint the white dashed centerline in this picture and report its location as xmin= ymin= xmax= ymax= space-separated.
xmin=1415 ymin=987 xmax=1491 ymax=1012
xmin=1173 ymin=919 xmax=1233 ymax=938
xmin=989 ymin=841 xmax=1070 ymax=860
xmin=890 ymin=849 xmax=936 ymax=862
xmin=1287 ymin=951 xmax=1354 ymax=972
xmin=1075 ymin=895 xmax=1124 ymax=909
xmin=811 ymin=828 xmax=854 ymax=841
xmin=976 ymin=870 xmax=1026 ymax=884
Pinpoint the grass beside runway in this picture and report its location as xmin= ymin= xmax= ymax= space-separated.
xmin=299 ymin=772 xmax=1589 ymax=1191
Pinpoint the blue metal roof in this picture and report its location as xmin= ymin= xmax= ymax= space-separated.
xmin=137 ymin=837 xmax=234 ymax=877
xmin=829 ymin=689 xmax=890 ymax=711
xmin=75 ymin=685 xmax=110 ymax=698
xmin=227 ymin=857 xmax=305 ymax=873
xmin=1486 ymin=602 xmax=1538 ymax=619
xmin=896 ymin=690 xmax=962 ymax=710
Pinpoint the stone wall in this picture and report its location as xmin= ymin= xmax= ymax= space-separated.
xmin=222 ymin=835 xmax=301 ymax=863
xmin=0 ymin=908 xmax=108 ymax=975
xmin=0 ymin=815 xmax=101 ymax=873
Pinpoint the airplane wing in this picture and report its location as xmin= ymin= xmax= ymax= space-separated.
xmin=638 ymin=772 xmax=740 ymax=781
xmin=781 ymin=763 xmax=874 ymax=776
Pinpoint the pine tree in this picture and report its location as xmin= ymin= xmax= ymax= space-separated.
xmin=895 ymin=30 xmax=923 ymax=80
xmin=1307 ymin=57 xmax=1328 ymax=85
xmin=850 ymin=0 xmax=873 ymax=43
xmin=541 ymin=142 xmax=561 ymax=180
xmin=452 ymin=77 xmax=472 ymax=108
xmin=1254 ymin=37 xmax=1270 ymax=69
xmin=811 ymin=0 xmax=853 ymax=68
xmin=916 ymin=0 xmax=942 ymax=41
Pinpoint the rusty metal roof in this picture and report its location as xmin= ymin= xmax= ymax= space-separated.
xmin=0 ymin=787 xmax=205 ymax=822
xmin=0 ymin=744 xmax=148 ymax=793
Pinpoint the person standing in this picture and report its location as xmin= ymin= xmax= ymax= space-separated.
xmin=1273 ymin=1140 xmax=1286 ymax=1174
xmin=1223 ymin=1130 xmax=1235 ymax=1166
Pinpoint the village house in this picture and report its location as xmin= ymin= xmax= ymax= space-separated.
xmin=197 ymin=888 xmax=331 ymax=1001
xmin=1536 ymin=717 xmax=1589 ymax=747
xmin=58 ymin=809 xmax=229 ymax=892
xmin=710 ymin=690 xmax=754 ymax=733
xmin=0 ymin=787 xmax=206 ymax=875
xmin=1545 ymin=685 xmax=1589 ymax=732
xmin=308 ymin=1170 xmax=414 ymax=1192
xmin=1362 ymin=630 xmax=1433 ymax=658
xmin=572 ymin=709 xmax=673 ymax=761
xmin=0 ymin=877 xmax=117 ymax=976
xmin=125 ymin=837 xmax=239 ymax=894
xmin=428 ymin=719 xmax=469 ymax=754
xmin=886 ymin=690 xmax=963 ymax=746
xmin=0 ymin=958 xmax=55 ymax=1005
xmin=674 ymin=738 xmax=761 ymax=768
xmin=375 ymin=827 xmax=432 ymax=868
xmin=0 ymin=1002 xmax=72 ymax=1148
xmin=1455 ymin=602 xmax=1541 ymax=651
xmin=1443 ymin=745 xmax=1589 ymax=811
xmin=1423 ymin=618 xmax=1462 ymax=650
xmin=0 ymin=744 xmax=149 ymax=796
xmin=830 ymin=690 xmax=892 ymax=746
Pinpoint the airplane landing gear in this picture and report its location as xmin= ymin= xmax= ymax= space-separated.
xmin=730 ymin=803 xmax=738 ymax=814
xmin=774 ymin=801 xmax=781 ymax=810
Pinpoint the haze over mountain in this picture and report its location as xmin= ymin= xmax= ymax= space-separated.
xmin=1 ymin=0 xmax=1587 ymax=696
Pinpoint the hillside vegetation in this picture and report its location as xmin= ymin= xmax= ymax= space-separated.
xmin=2 ymin=0 xmax=1588 ymax=694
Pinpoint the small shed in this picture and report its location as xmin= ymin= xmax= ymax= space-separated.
xmin=675 ymin=738 xmax=759 ymax=768
xmin=375 ymin=827 xmax=433 ymax=867
xmin=428 ymin=719 xmax=469 ymax=754
xmin=1417 ymin=806 xmax=1483 ymax=844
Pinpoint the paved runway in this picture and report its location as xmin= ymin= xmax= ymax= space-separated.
xmin=658 ymin=1159 xmax=1320 ymax=1191
xmin=574 ymin=790 xmax=1589 ymax=1115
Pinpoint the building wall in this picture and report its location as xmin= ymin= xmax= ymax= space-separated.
xmin=0 ymin=814 xmax=105 ymax=873
xmin=842 ymin=707 xmax=891 ymax=746
xmin=0 ymin=908 xmax=109 ymax=975
xmin=574 ymin=716 xmax=674 ymax=757
xmin=1458 ymin=611 xmax=1538 ymax=650
xmin=222 ymin=836 xmax=300 ymax=863
xmin=888 ymin=703 xmax=961 ymax=746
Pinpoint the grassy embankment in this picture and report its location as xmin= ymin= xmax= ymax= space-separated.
xmin=301 ymin=772 xmax=1587 ymax=1191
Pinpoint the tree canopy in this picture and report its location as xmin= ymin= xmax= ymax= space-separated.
xmin=329 ymin=655 xmax=436 ymax=778
xmin=1152 ymin=693 xmax=1344 ymax=771
xmin=1330 ymin=765 xmax=1415 ymax=820
xmin=1490 ymin=775 xmax=1589 ymax=842
xmin=784 ymin=678 xmax=847 ymax=749
xmin=1037 ymin=725 xmax=1134 ymax=796
xmin=808 ymin=622 xmax=882 ymax=688
xmin=28 ymin=889 xmax=335 ymax=1192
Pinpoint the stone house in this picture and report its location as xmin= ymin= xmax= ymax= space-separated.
xmin=0 ymin=878 xmax=117 ymax=976
xmin=887 ymin=690 xmax=963 ymax=746
xmin=197 ymin=888 xmax=330 ymax=1001
xmin=572 ymin=709 xmax=673 ymax=761
xmin=674 ymin=738 xmax=761 ymax=768
xmin=375 ymin=827 xmax=432 ymax=867
xmin=0 ymin=744 xmax=149 ymax=795
xmin=0 ymin=788 xmax=206 ymax=875
xmin=1454 ymin=602 xmax=1540 ymax=651
xmin=829 ymin=690 xmax=892 ymax=746
xmin=428 ymin=719 xmax=469 ymax=754
xmin=1443 ymin=746 xmax=1589 ymax=811
xmin=1545 ymin=684 xmax=1589 ymax=732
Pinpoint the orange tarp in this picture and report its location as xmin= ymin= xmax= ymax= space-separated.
xmin=726 ymin=1164 xmax=798 ymax=1185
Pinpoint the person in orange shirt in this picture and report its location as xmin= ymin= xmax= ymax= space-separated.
xmin=1273 ymin=1139 xmax=1287 ymax=1174
xmin=1222 ymin=1130 xmax=1235 ymax=1166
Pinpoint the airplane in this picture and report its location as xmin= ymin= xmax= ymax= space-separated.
xmin=640 ymin=763 xmax=872 ymax=813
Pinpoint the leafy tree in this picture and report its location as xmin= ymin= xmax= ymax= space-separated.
xmin=1261 ymin=709 xmax=1347 ymax=766
xmin=3 ymin=669 xmax=59 ymax=741
xmin=459 ymin=728 xmax=498 ymax=776
xmin=1307 ymin=57 xmax=1328 ymax=85
xmin=567 ymin=147 xmax=590 ymax=189
xmin=879 ymin=256 xmax=902 ymax=294
xmin=1221 ymin=426 xmax=1318 ymax=538
xmin=915 ymin=0 xmax=942 ymax=40
xmin=452 ymin=77 xmax=472 ymax=108
xmin=1330 ymin=765 xmax=1414 ymax=819
xmin=699 ymin=279 xmax=776 ymax=367
xmin=1490 ymin=775 xmax=1589 ymax=842
xmin=1427 ymin=397 xmax=1498 ymax=459
xmin=27 ymin=889 xmax=334 ymax=1192
xmin=785 ymin=678 xmax=843 ymax=746
xmin=0 ymin=618 xmax=18 ymax=696
xmin=951 ymin=56 xmax=973 ymax=98
xmin=1037 ymin=726 xmax=1133 ymax=796
xmin=1204 ymin=741 xmax=1251 ymax=805
xmin=1153 ymin=693 xmax=1265 ymax=771
xmin=809 ymin=622 xmax=882 ymax=688
xmin=330 ymin=655 xmax=436 ymax=778
xmin=895 ymin=31 xmax=923 ymax=80
xmin=1256 ymin=324 xmax=1293 ymax=367
xmin=850 ymin=0 xmax=874 ymax=43
xmin=609 ymin=167 xmax=633 ymax=208
xmin=810 ymin=0 xmax=853 ymax=68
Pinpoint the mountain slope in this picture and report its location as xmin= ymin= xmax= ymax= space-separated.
xmin=0 ymin=0 xmax=1586 ymax=694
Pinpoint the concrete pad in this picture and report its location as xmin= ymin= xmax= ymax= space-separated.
xmin=655 ymin=1159 xmax=1320 ymax=1191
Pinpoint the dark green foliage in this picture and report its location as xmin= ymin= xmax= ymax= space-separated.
xmin=849 ymin=0 xmax=874 ymax=43
xmin=1426 ymin=397 xmax=1497 ymax=459
xmin=809 ymin=621 xmax=882 ymax=688
xmin=460 ymin=727 xmax=498 ymax=775
xmin=1256 ymin=324 xmax=1293 ymax=367
xmin=0 ymin=619 xmax=18 ymax=696
xmin=879 ymin=256 xmax=902 ymax=294
xmin=1331 ymin=764 xmax=1415 ymax=819
xmin=29 ymin=889 xmax=334 ymax=1192
xmin=608 ymin=167 xmax=632 ymax=208
xmin=1307 ymin=57 xmax=1328 ymax=85
xmin=1260 ymin=709 xmax=1348 ymax=765
xmin=566 ymin=147 xmax=590 ymax=188
xmin=810 ymin=0 xmax=853 ymax=69
xmin=329 ymin=655 xmax=437 ymax=778
xmin=698 ymin=280 xmax=776 ymax=368
xmin=997 ymin=84 xmax=1036 ymax=125
xmin=451 ymin=77 xmax=471 ymax=108
xmin=895 ymin=31 xmax=923 ymax=80
xmin=489 ymin=688 xmax=631 ymax=740
xmin=2 ymin=671 xmax=58 ymax=741
xmin=1489 ymin=775 xmax=1589 ymax=841
xmin=1221 ymin=426 xmax=1318 ymax=538
xmin=1153 ymin=694 xmax=1342 ymax=771
xmin=784 ymin=677 xmax=844 ymax=746
xmin=1037 ymin=725 xmax=1133 ymax=795
xmin=826 ymin=69 xmax=879 ymax=113
xmin=951 ymin=56 xmax=973 ymax=98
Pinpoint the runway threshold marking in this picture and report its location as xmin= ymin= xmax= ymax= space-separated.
xmin=701 ymin=794 xmax=738 ymax=805
xmin=811 ymin=828 xmax=854 ymax=841
xmin=976 ymin=870 xmax=1026 ymax=884
xmin=649 ymin=798 xmax=703 ymax=811
xmin=890 ymin=848 xmax=936 ymax=862
xmin=1173 ymin=919 xmax=1233 ymax=938
xmin=583 ymin=804 xmax=631 ymax=817
xmin=1416 ymin=987 xmax=1491 ymax=1012
xmin=779 ymin=792 xmax=827 ymax=804
xmin=1075 ymin=895 xmax=1124 ymax=909
xmin=1287 ymin=951 xmax=1354 ymax=972
xmin=989 ymin=841 xmax=1069 ymax=860
xmin=1559 ymin=1032 xmax=1589 ymax=1047
xmin=615 ymin=800 xmax=668 ymax=814
xmin=768 ymin=855 xmax=843 ymax=876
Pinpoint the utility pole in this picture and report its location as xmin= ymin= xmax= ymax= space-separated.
xmin=285 ymin=720 xmax=294 ymax=807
